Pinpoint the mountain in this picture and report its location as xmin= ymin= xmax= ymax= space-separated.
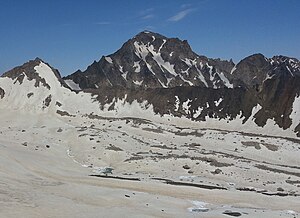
xmin=0 ymin=58 xmax=102 ymax=115
xmin=0 ymin=31 xmax=300 ymax=138
xmin=64 ymin=31 xmax=235 ymax=89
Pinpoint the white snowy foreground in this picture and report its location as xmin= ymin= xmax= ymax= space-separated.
xmin=0 ymin=61 xmax=299 ymax=217
xmin=0 ymin=109 xmax=299 ymax=218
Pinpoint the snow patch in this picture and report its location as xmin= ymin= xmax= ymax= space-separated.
xmin=179 ymin=74 xmax=193 ymax=86
xmin=119 ymin=66 xmax=124 ymax=73
xmin=148 ymin=45 xmax=177 ymax=76
xmin=193 ymin=107 xmax=203 ymax=118
xmin=64 ymin=79 xmax=81 ymax=91
xmin=133 ymin=80 xmax=143 ymax=86
xmin=134 ymin=41 xmax=177 ymax=78
xmin=217 ymin=72 xmax=233 ymax=88
xmin=286 ymin=66 xmax=294 ymax=76
xmin=230 ymin=65 xmax=237 ymax=74
xmin=182 ymin=99 xmax=191 ymax=114
xmin=105 ymin=56 xmax=113 ymax=64
xmin=174 ymin=96 xmax=180 ymax=112
xmin=134 ymin=41 xmax=149 ymax=61
xmin=290 ymin=95 xmax=300 ymax=132
xmin=188 ymin=201 xmax=209 ymax=213
xmin=214 ymin=98 xmax=222 ymax=107
xmin=263 ymin=73 xmax=275 ymax=83
xmin=195 ymin=65 xmax=208 ymax=87
xmin=158 ymin=39 xmax=166 ymax=52
xmin=166 ymin=77 xmax=173 ymax=86
xmin=133 ymin=61 xmax=141 ymax=73
xmin=121 ymin=71 xmax=128 ymax=81
xmin=182 ymin=58 xmax=197 ymax=67
xmin=34 ymin=62 xmax=61 ymax=89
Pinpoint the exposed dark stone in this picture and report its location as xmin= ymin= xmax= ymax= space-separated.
xmin=241 ymin=141 xmax=261 ymax=150
xmin=0 ymin=87 xmax=5 ymax=99
xmin=57 ymin=128 xmax=63 ymax=132
xmin=255 ymin=164 xmax=300 ymax=177
xmin=106 ymin=144 xmax=123 ymax=151
xmin=213 ymin=168 xmax=222 ymax=174
xmin=56 ymin=110 xmax=75 ymax=117
xmin=223 ymin=210 xmax=242 ymax=217
xmin=153 ymin=178 xmax=227 ymax=190
xmin=277 ymin=187 xmax=284 ymax=191
xmin=183 ymin=164 xmax=190 ymax=170
xmin=89 ymin=175 xmax=141 ymax=181
xmin=43 ymin=95 xmax=52 ymax=108
xmin=295 ymin=123 xmax=300 ymax=137
xmin=27 ymin=92 xmax=34 ymax=98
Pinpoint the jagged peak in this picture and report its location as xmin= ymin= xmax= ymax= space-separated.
xmin=271 ymin=55 xmax=299 ymax=64
xmin=133 ymin=30 xmax=166 ymax=40
xmin=132 ymin=31 xmax=191 ymax=47
xmin=1 ymin=58 xmax=66 ymax=90
xmin=269 ymin=55 xmax=300 ymax=74
xmin=34 ymin=57 xmax=44 ymax=62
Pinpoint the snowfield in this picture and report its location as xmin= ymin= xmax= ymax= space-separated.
xmin=0 ymin=61 xmax=299 ymax=217
xmin=0 ymin=109 xmax=299 ymax=218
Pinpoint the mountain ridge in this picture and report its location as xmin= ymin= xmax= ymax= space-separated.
xmin=64 ymin=31 xmax=300 ymax=92
xmin=0 ymin=31 xmax=299 ymax=138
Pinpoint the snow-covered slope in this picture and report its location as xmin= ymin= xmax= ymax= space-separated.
xmin=0 ymin=59 xmax=101 ymax=115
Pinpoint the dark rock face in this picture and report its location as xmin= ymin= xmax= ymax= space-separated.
xmin=229 ymin=54 xmax=300 ymax=130
xmin=87 ymin=86 xmax=258 ymax=124
xmin=43 ymin=95 xmax=52 ymax=108
xmin=65 ymin=31 xmax=235 ymax=90
xmin=231 ymin=54 xmax=271 ymax=90
xmin=231 ymin=54 xmax=300 ymax=91
xmin=0 ymin=87 xmax=5 ymax=99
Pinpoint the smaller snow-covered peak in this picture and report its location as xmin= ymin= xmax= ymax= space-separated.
xmin=1 ymin=58 xmax=63 ymax=90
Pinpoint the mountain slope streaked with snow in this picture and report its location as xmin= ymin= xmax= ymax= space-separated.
xmin=0 ymin=55 xmax=299 ymax=138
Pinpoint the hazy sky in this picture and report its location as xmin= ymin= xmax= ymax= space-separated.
xmin=0 ymin=0 xmax=299 ymax=76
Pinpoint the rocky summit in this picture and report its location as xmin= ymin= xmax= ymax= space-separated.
xmin=64 ymin=31 xmax=235 ymax=89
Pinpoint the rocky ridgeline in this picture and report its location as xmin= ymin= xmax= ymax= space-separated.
xmin=1 ymin=31 xmax=300 ymax=137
